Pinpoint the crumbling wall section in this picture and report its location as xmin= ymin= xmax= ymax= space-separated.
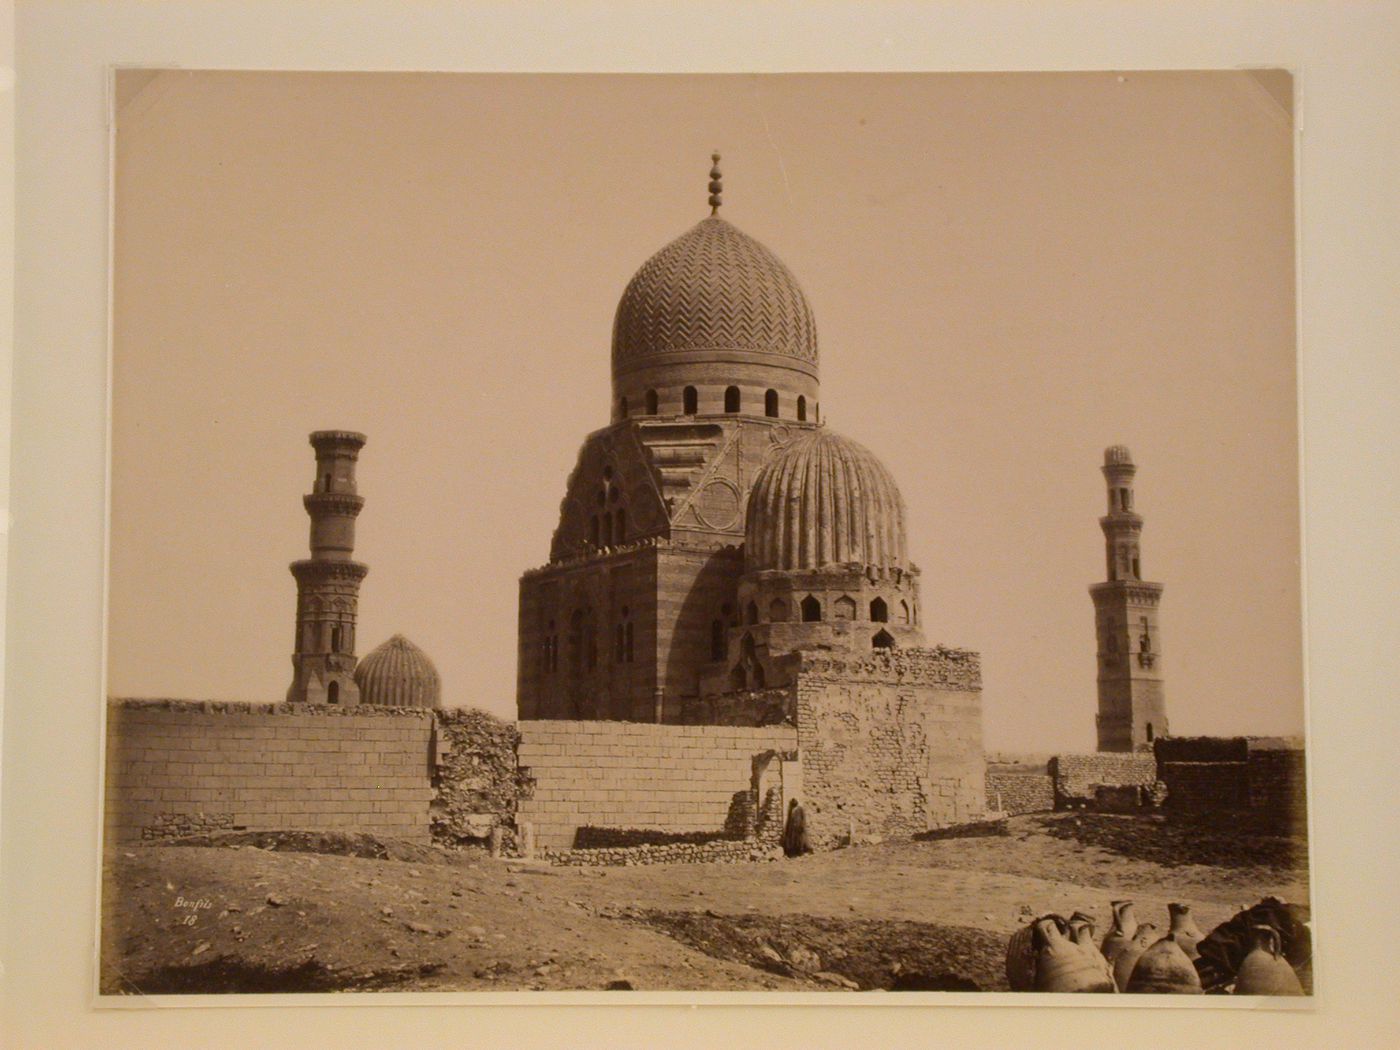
xmin=1050 ymin=752 xmax=1160 ymax=812
xmin=429 ymin=708 xmax=533 ymax=849
xmin=794 ymin=648 xmax=985 ymax=849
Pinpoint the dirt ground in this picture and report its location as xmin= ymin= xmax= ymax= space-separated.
xmin=100 ymin=813 xmax=1310 ymax=995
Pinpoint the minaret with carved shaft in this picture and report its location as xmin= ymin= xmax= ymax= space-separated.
xmin=1089 ymin=445 xmax=1167 ymax=751
xmin=287 ymin=430 xmax=369 ymax=705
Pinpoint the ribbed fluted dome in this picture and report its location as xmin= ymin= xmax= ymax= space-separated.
xmin=745 ymin=429 xmax=909 ymax=573
xmin=611 ymin=217 xmax=818 ymax=372
xmin=1104 ymin=445 xmax=1135 ymax=466
xmin=353 ymin=634 xmax=441 ymax=708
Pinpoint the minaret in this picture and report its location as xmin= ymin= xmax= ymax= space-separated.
xmin=1089 ymin=445 xmax=1167 ymax=751
xmin=286 ymin=430 xmax=369 ymax=705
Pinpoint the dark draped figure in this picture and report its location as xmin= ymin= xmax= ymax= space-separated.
xmin=782 ymin=799 xmax=811 ymax=857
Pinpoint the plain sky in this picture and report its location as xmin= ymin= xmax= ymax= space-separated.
xmin=108 ymin=71 xmax=1301 ymax=753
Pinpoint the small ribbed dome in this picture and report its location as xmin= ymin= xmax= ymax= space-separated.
xmin=1104 ymin=444 xmax=1135 ymax=466
xmin=745 ymin=429 xmax=908 ymax=573
xmin=612 ymin=216 xmax=818 ymax=372
xmin=354 ymin=634 xmax=441 ymax=708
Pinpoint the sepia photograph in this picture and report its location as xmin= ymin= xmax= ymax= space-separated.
xmin=93 ymin=69 xmax=1314 ymax=1001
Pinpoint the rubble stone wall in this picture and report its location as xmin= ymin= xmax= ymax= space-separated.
xmin=104 ymin=700 xmax=434 ymax=843
xmin=1051 ymin=752 xmax=1158 ymax=807
xmin=794 ymin=648 xmax=985 ymax=848
xmin=986 ymin=772 xmax=1055 ymax=814
xmin=429 ymin=708 xmax=532 ymax=849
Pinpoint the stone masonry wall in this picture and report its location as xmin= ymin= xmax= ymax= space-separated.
xmin=1051 ymin=753 xmax=1158 ymax=807
xmin=986 ymin=772 xmax=1055 ymax=815
xmin=794 ymin=648 xmax=985 ymax=849
xmin=104 ymin=700 xmax=434 ymax=844
xmin=515 ymin=720 xmax=796 ymax=850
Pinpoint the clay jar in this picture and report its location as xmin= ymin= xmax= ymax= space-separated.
xmin=1111 ymin=923 xmax=1159 ymax=992
xmin=1005 ymin=922 xmax=1038 ymax=992
xmin=1100 ymin=900 xmax=1139 ymax=966
xmin=1234 ymin=925 xmax=1305 ymax=996
xmin=1034 ymin=917 xmax=1115 ymax=993
xmin=1125 ymin=933 xmax=1204 ymax=994
xmin=1068 ymin=913 xmax=1117 ymax=992
xmin=1167 ymin=903 xmax=1205 ymax=960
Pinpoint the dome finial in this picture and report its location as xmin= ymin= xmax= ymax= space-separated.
xmin=708 ymin=151 xmax=722 ymax=216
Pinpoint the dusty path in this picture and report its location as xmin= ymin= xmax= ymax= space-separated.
xmin=101 ymin=814 xmax=1308 ymax=994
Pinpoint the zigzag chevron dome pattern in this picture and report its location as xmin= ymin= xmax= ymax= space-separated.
xmin=611 ymin=217 xmax=819 ymax=366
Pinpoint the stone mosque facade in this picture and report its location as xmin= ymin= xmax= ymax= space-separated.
xmin=514 ymin=159 xmax=988 ymax=840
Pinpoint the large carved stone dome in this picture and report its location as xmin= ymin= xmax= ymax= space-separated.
xmin=745 ymin=429 xmax=909 ymax=573
xmin=354 ymin=634 xmax=441 ymax=708
xmin=611 ymin=216 xmax=818 ymax=374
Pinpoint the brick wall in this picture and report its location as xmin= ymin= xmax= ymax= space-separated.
xmin=794 ymin=648 xmax=985 ymax=848
xmin=1153 ymin=736 xmax=1305 ymax=831
xmin=514 ymin=720 xmax=796 ymax=849
xmin=986 ymin=772 xmax=1054 ymax=814
xmin=1248 ymin=746 xmax=1307 ymax=832
xmin=104 ymin=700 xmax=434 ymax=843
xmin=1051 ymin=753 xmax=1158 ymax=807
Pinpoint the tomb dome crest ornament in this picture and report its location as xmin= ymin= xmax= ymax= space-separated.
xmin=745 ymin=428 xmax=909 ymax=573
xmin=610 ymin=157 xmax=818 ymax=376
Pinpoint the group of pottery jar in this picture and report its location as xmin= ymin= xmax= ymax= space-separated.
xmin=1006 ymin=900 xmax=1304 ymax=995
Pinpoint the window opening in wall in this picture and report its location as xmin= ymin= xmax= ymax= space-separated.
xmin=872 ymin=629 xmax=896 ymax=649
xmin=645 ymin=389 xmax=659 ymax=415
xmin=765 ymin=389 xmax=778 ymax=417
xmin=619 ymin=396 xmax=628 ymax=419
xmin=569 ymin=609 xmax=585 ymax=674
xmin=602 ymin=514 xmax=613 ymax=546
xmin=796 ymin=395 xmax=807 ymax=422
xmin=327 ymin=681 xmax=340 ymax=704
xmin=814 ymin=402 xmax=819 ymax=422
xmin=1132 ymin=555 xmax=1141 ymax=579
xmin=711 ymin=619 xmax=726 ymax=661
xmin=616 ymin=508 xmax=626 ymax=540
xmin=683 ymin=386 xmax=698 ymax=414
xmin=590 ymin=515 xmax=600 ymax=547
xmin=724 ymin=386 xmax=740 ymax=413
xmin=801 ymin=595 xmax=821 ymax=622
xmin=1146 ymin=722 xmax=1154 ymax=742
xmin=870 ymin=597 xmax=889 ymax=623
xmin=586 ymin=610 xmax=598 ymax=670
xmin=330 ymin=625 xmax=341 ymax=652
xmin=624 ymin=620 xmax=634 ymax=663
xmin=746 ymin=601 xmax=759 ymax=625
xmin=324 ymin=472 xmax=333 ymax=492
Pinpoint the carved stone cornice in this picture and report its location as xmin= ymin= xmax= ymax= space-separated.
xmin=302 ymin=492 xmax=365 ymax=516
xmin=1089 ymin=581 xmax=1163 ymax=606
xmin=796 ymin=645 xmax=981 ymax=691
xmin=290 ymin=559 xmax=369 ymax=582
